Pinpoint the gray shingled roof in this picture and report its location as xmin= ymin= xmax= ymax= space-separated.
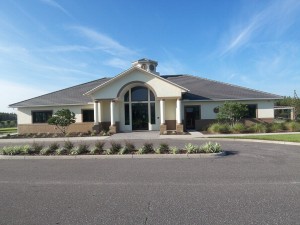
xmin=162 ymin=75 xmax=281 ymax=100
xmin=9 ymin=78 xmax=110 ymax=108
xmin=10 ymin=74 xmax=281 ymax=108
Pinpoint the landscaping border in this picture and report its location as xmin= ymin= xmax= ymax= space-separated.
xmin=0 ymin=151 xmax=225 ymax=160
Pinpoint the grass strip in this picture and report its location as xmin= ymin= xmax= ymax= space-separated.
xmin=0 ymin=127 xmax=17 ymax=134
xmin=218 ymin=134 xmax=300 ymax=143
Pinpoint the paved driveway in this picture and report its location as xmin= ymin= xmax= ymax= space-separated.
xmin=0 ymin=141 xmax=300 ymax=225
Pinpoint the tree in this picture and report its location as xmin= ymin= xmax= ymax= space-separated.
xmin=48 ymin=109 xmax=76 ymax=135
xmin=276 ymin=91 xmax=300 ymax=120
xmin=217 ymin=102 xmax=248 ymax=125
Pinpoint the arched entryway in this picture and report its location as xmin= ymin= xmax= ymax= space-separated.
xmin=123 ymin=86 xmax=156 ymax=131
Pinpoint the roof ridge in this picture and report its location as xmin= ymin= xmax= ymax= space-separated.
xmin=9 ymin=77 xmax=111 ymax=107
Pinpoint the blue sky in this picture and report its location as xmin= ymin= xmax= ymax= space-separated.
xmin=1 ymin=0 xmax=300 ymax=112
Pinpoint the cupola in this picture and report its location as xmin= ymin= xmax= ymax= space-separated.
xmin=132 ymin=58 xmax=159 ymax=75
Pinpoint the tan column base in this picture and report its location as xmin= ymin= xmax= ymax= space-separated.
xmin=176 ymin=124 xmax=184 ymax=133
xmin=160 ymin=124 xmax=167 ymax=135
xmin=109 ymin=125 xmax=117 ymax=134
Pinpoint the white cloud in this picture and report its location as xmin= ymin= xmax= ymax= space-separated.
xmin=70 ymin=26 xmax=137 ymax=56
xmin=220 ymin=0 xmax=300 ymax=56
xmin=0 ymin=80 xmax=46 ymax=113
xmin=40 ymin=0 xmax=73 ymax=19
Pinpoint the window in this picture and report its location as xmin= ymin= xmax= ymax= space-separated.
xmin=82 ymin=109 xmax=94 ymax=122
xmin=32 ymin=111 xmax=52 ymax=123
xmin=123 ymin=86 xmax=156 ymax=127
xmin=124 ymin=91 xmax=129 ymax=102
xmin=124 ymin=104 xmax=130 ymax=125
xmin=150 ymin=90 xmax=155 ymax=101
xmin=131 ymin=86 xmax=148 ymax=101
xmin=245 ymin=104 xmax=257 ymax=118
xmin=150 ymin=103 xmax=155 ymax=124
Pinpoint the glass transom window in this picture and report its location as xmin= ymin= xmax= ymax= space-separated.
xmin=131 ymin=87 xmax=148 ymax=101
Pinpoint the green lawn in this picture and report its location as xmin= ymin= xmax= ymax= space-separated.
xmin=0 ymin=127 xmax=17 ymax=134
xmin=224 ymin=134 xmax=300 ymax=143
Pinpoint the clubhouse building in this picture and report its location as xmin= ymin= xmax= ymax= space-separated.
xmin=10 ymin=58 xmax=281 ymax=134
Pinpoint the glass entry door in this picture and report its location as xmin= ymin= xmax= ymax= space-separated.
xmin=184 ymin=106 xmax=200 ymax=130
xmin=132 ymin=103 xmax=149 ymax=130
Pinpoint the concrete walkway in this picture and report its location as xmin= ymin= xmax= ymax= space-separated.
xmin=107 ymin=131 xmax=160 ymax=140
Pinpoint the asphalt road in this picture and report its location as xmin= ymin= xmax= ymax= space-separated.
xmin=1 ymin=141 xmax=300 ymax=225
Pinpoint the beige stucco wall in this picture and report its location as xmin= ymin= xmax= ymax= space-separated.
xmin=183 ymin=100 xmax=275 ymax=120
xmin=165 ymin=99 xmax=176 ymax=120
xmin=17 ymin=105 xmax=93 ymax=125
xmin=91 ymin=70 xmax=184 ymax=100
xmin=100 ymin=101 xmax=111 ymax=122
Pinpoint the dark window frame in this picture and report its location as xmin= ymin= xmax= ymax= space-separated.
xmin=124 ymin=103 xmax=130 ymax=125
xmin=244 ymin=104 xmax=257 ymax=118
xmin=82 ymin=109 xmax=94 ymax=122
xmin=32 ymin=110 xmax=53 ymax=124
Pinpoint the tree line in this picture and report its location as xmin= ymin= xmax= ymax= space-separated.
xmin=0 ymin=112 xmax=17 ymax=122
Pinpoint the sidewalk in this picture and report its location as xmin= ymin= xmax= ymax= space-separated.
xmin=1 ymin=131 xmax=300 ymax=144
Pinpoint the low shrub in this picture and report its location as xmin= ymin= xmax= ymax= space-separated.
xmin=155 ymin=143 xmax=169 ymax=154
xmin=185 ymin=143 xmax=199 ymax=154
xmin=285 ymin=121 xmax=300 ymax=132
xmin=63 ymin=141 xmax=74 ymax=151
xmin=30 ymin=142 xmax=44 ymax=155
xmin=106 ymin=141 xmax=122 ymax=155
xmin=79 ymin=143 xmax=89 ymax=153
xmin=268 ymin=122 xmax=286 ymax=133
xmin=91 ymin=130 xmax=97 ymax=136
xmin=138 ymin=142 xmax=154 ymax=154
xmin=40 ymin=147 xmax=52 ymax=155
xmin=71 ymin=143 xmax=89 ymax=155
xmin=249 ymin=123 xmax=267 ymax=133
xmin=70 ymin=147 xmax=81 ymax=155
xmin=207 ymin=123 xmax=222 ymax=133
xmin=124 ymin=141 xmax=135 ymax=152
xmin=199 ymin=142 xmax=222 ymax=153
xmin=1 ymin=146 xmax=19 ymax=155
xmin=170 ymin=146 xmax=180 ymax=154
xmin=100 ymin=130 xmax=110 ymax=136
xmin=0 ymin=145 xmax=31 ymax=155
xmin=49 ymin=143 xmax=60 ymax=152
xmin=119 ymin=141 xmax=135 ymax=155
xmin=219 ymin=124 xmax=231 ymax=133
xmin=56 ymin=147 xmax=69 ymax=155
xmin=90 ymin=141 xmax=105 ymax=154
xmin=40 ymin=143 xmax=60 ymax=155
xmin=231 ymin=123 xmax=247 ymax=133
xmin=208 ymin=123 xmax=231 ymax=134
xmin=19 ymin=145 xmax=31 ymax=155
xmin=119 ymin=147 xmax=128 ymax=155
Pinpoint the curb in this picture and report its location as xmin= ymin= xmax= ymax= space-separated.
xmin=0 ymin=152 xmax=224 ymax=160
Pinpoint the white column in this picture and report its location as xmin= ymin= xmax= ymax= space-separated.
xmin=94 ymin=101 xmax=99 ymax=125
xmin=291 ymin=107 xmax=295 ymax=120
xmin=160 ymin=99 xmax=165 ymax=125
xmin=176 ymin=99 xmax=182 ymax=124
xmin=98 ymin=101 xmax=102 ymax=123
xmin=110 ymin=100 xmax=115 ymax=126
